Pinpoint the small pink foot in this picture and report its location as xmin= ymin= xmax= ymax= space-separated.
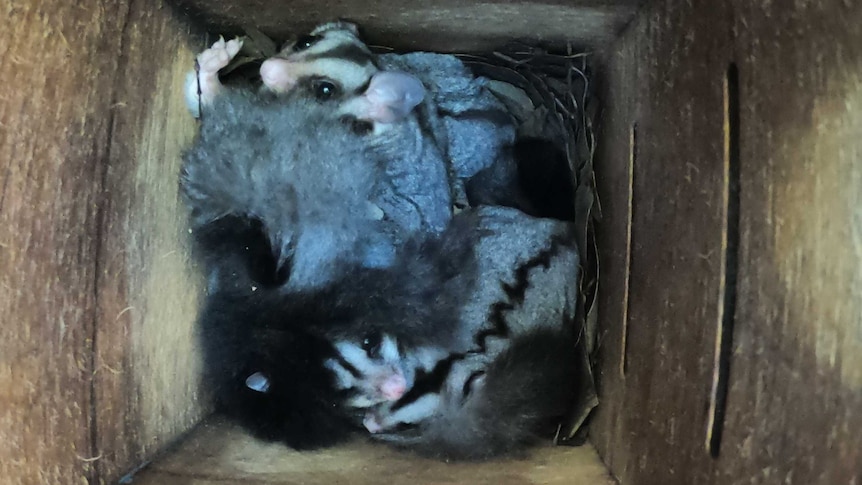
xmin=185 ymin=36 xmax=244 ymax=117
xmin=363 ymin=413 xmax=384 ymax=434
xmin=198 ymin=37 xmax=243 ymax=76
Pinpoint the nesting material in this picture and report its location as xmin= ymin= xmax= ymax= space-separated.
xmin=182 ymin=23 xmax=598 ymax=459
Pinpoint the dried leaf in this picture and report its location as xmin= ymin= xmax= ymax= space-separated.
xmin=557 ymin=333 xmax=599 ymax=443
xmin=220 ymin=54 xmax=261 ymax=77
xmin=585 ymin=226 xmax=600 ymax=358
xmin=241 ymin=25 xmax=278 ymax=58
xmin=485 ymin=81 xmax=534 ymax=122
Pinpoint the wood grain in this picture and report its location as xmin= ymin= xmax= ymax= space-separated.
xmin=91 ymin=4 xmax=207 ymax=484
xmin=171 ymin=0 xmax=641 ymax=52
xmin=0 ymin=0 xmax=208 ymax=483
xmin=718 ymin=2 xmax=862 ymax=483
xmin=0 ymin=0 xmax=131 ymax=483
xmin=131 ymin=418 xmax=617 ymax=485
xmin=593 ymin=2 xmax=733 ymax=483
xmin=592 ymin=1 xmax=862 ymax=484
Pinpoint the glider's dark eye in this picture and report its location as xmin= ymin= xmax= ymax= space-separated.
xmin=293 ymin=34 xmax=321 ymax=52
xmin=312 ymin=79 xmax=339 ymax=101
xmin=362 ymin=333 xmax=383 ymax=359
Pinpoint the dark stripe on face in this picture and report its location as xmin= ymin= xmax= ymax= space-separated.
xmin=304 ymin=43 xmax=375 ymax=67
xmin=333 ymin=353 xmax=362 ymax=380
xmin=353 ymin=77 xmax=372 ymax=96
xmin=390 ymin=353 xmax=464 ymax=412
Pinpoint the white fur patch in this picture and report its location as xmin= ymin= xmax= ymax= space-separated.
xmin=334 ymin=341 xmax=377 ymax=375
xmin=184 ymin=71 xmax=202 ymax=118
xmin=379 ymin=335 xmax=400 ymax=362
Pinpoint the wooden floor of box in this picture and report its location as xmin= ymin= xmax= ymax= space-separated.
xmin=130 ymin=419 xmax=616 ymax=484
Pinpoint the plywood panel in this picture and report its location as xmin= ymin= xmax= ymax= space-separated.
xmin=91 ymin=3 xmax=207 ymax=484
xmin=171 ymin=0 xmax=641 ymax=52
xmin=589 ymin=12 xmax=644 ymax=480
xmin=0 ymin=0 xmax=131 ymax=483
xmin=716 ymin=2 xmax=862 ymax=483
xmin=592 ymin=1 xmax=862 ymax=484
xmin=132 ymin=419 xmax=617 ymax=485
xmin=1 ymin=0 xmax=210 ymax=483
xmin=592 ymin=1 xmax=733 ymax=483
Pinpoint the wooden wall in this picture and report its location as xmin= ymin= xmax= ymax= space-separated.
xmin=592 ymin=1 xmax=862 ymax=483
xmin=0 ymin=1 xmax=206 ymax=483
xmin=172 ymin=0 xmax=641 ymax=52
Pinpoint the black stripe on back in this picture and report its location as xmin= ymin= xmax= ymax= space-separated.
xmin=474 ymin=232 xmax=575 ymax=352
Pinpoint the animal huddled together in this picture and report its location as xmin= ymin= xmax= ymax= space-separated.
xmin=180 ymin=21 xmax=582 ymax=460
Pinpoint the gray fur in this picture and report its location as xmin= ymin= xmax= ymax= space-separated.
xmin=331 ymin=205 xmax=578 ymax=354
xmin=181 ymin=89 xmax=420 ymax=290
xmin=203 ymin=204 xmax=580 ymax=456
xmin=367 ymin=111 xmax=453 ymax=235
xmin=330 ymin=207 xmax=580 ymax=459
xmin=251 ymin=25 xmax=521 ymax=235
xmin=185 ymin=27 xmax=577 ymax=456
xmin=318 ymin=209 xmax=483 ymax=352
xmin=423 ymin=206 xmax=580 ymax=353
xmin=379 ymin=52 xmax=517 ymax=191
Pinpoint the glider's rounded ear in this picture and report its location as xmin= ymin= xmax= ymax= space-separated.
xmin=353 ymin=71 xmax=426 ymax=123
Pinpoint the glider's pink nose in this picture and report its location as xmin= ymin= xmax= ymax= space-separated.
xmin=260 ymin=58 xmax=295 ymax=92
xmin=379 ymin=373 xmax=407 ymax=400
